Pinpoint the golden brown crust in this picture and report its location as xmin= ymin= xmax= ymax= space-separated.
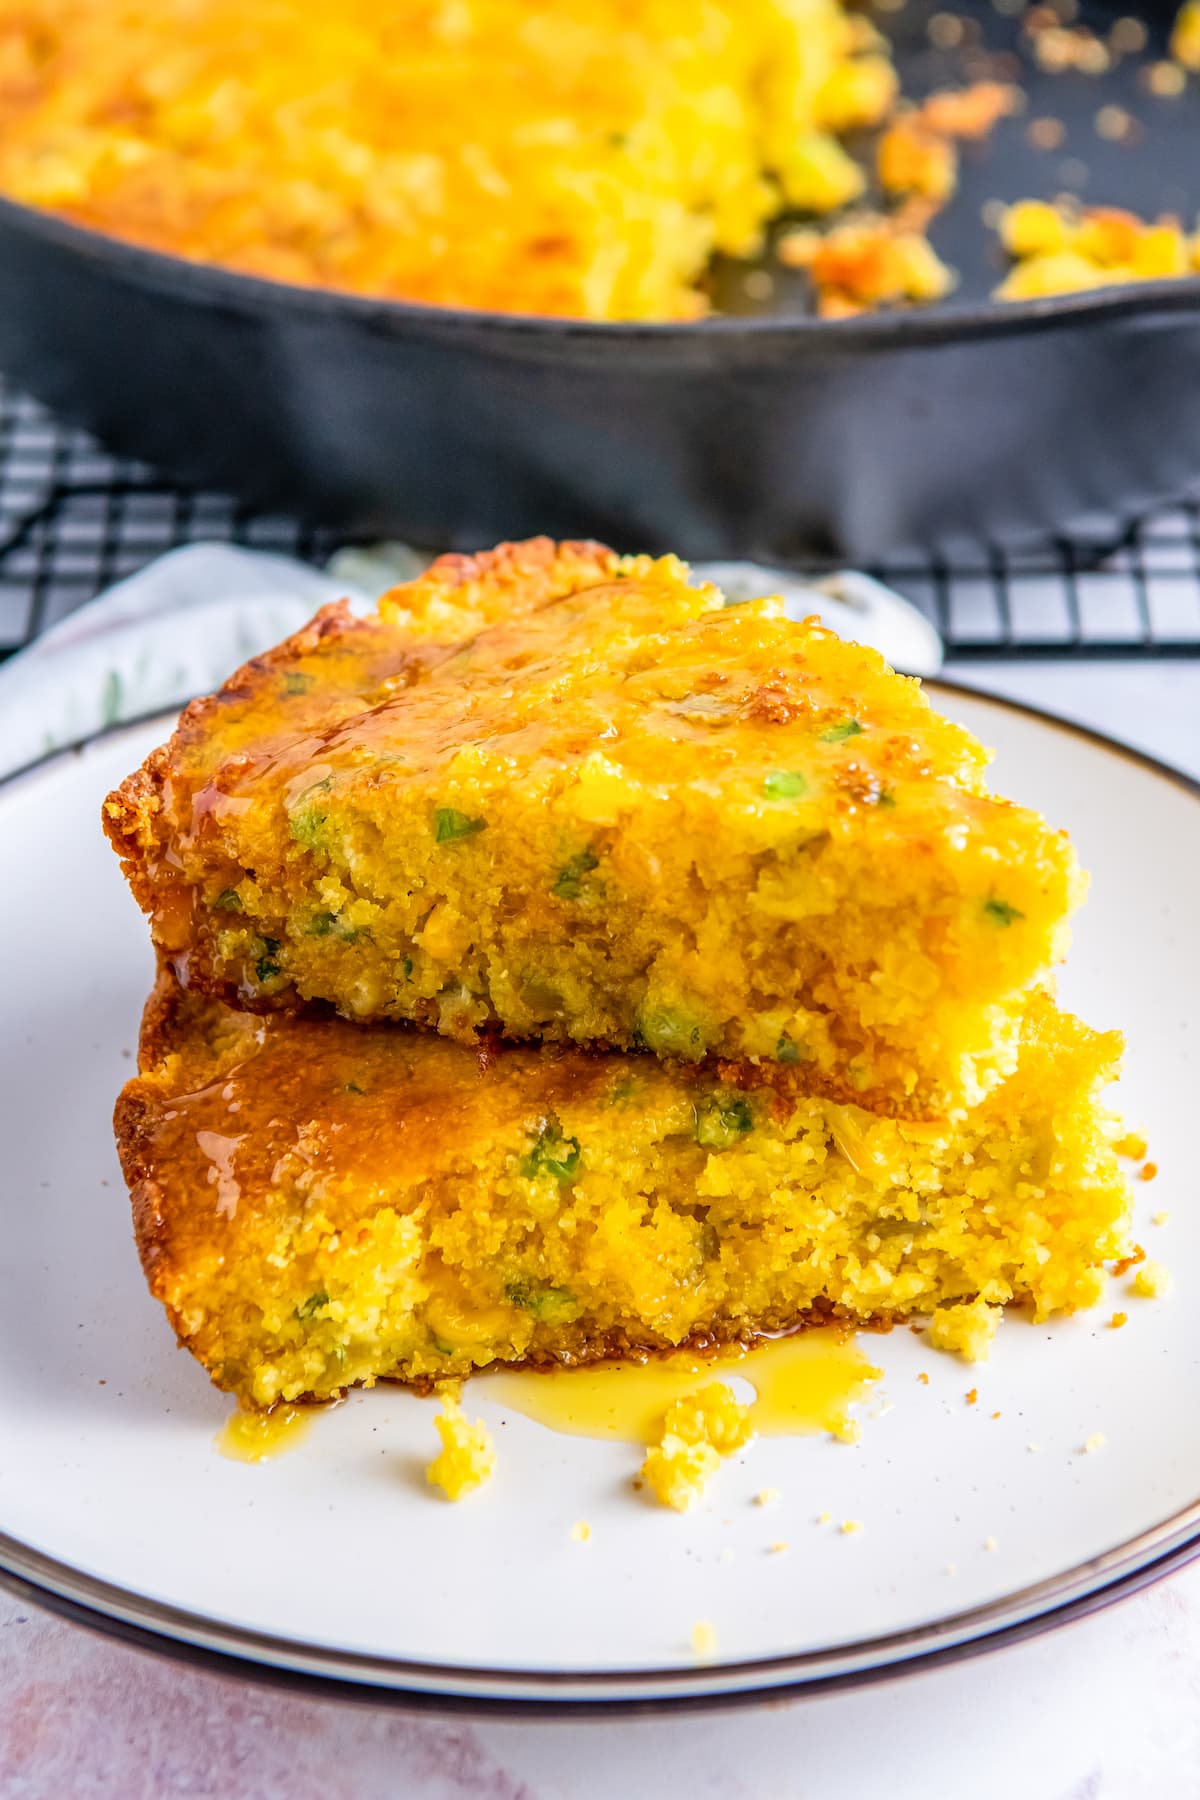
xmin=101 ymin=598 xmax=367 ymax=879
xmin=111 ymin=965 xmax=900 ymax=1401
xmin=378 ymin=536 xmax=617 ymax=616
xmin=102 ymin=539 xmax=629 ymax=1019
xmin=97 ymin=530 xmax=1087 ymax=1124
xmin=100 ymin=537 xmax=619 ymax=882
xmin=112 ymin=962 xmax=1128 ymax=1408
xmin=115 ymin=969 xmax=905 ymax=1403
xmin=113 ymin=1090 xmax=172 ymax=1325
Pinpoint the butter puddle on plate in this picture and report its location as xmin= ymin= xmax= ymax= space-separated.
xmin=218 ymin=1404 xmax=313 ymax=1462
xmin=215 ymin=1332 xmax=881 ymax=1461
xmin=481 ymin=1331 xmax=881 ymax=1444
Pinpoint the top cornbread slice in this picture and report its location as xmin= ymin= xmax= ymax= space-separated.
xmin=103 ymin=538 xmax=1084 ymax=1113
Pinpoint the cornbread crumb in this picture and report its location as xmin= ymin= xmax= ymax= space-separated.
xmin=1140 ymin=1164 xmax=1160 ymax=1183
xmin=996 ymin=202 xmax=1193 ymax=301
xmin=917 ymin=1372 xmax=930 ymax=1385
xmin=1152 ymin=1211 xmax=1170 ymax=1226
xmin=817 ymin=1511 xmax=832 ymax=1526
xmin=570 ymin=1520 xmax=592 ymax=1543
xmin=780 ymin=212 xmax=955 ymax=317
xmin=991 ymin=1410 xmax=1002 ymax=1420
xmin=691 ymin=1620 xmax=719 ymax=1659
xmin=1114 ymin=1131 xmax=1148 ymax=1161
xmin=641 ymin=1383 xmax=754 ymax=1512
xmin=841 ymin=1519 xmax=864 ymax=1535
xmin=1027 ymin=1442 xmax=1041 ymax=1453
xmin=641 ymin=1437 xmax=721 ymax=1513
xmin=673 ymin=1384 xmax=755 ymax=1456
xmin=1133 ymin=1260 xmax=1171 ymax=1299
xmin=768 ymin=1541 xmax=790 ymax=1555
xmin=755 ymin=1488 xmax=782 ymax=1507
xmin=984 ymin=1536 xmax=999 ymax=1552
xmin=1110 ymin=1312 xmax=1128 ymax=1329
xmin=425 ymin=1398 xmax=496 ymax=1501
xmin=878 ymin=118 xmax=958 ymax=204
xmin=1084 ymin=1432 xmax=1107 ymax=1454
xmin=831 ymin=1417 xmax=862 ymax=1446
xmin=1001 ymin=197 xmax=1070 ymax=258
xmin=929 ymin=1297 xmax=1002 ymax=1363
xmin=966 ymin=1388 xmax=979 ymax=1405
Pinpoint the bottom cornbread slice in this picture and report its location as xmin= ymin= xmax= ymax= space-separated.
xmin=115 ymin=971 xmax=1132 ymax=1409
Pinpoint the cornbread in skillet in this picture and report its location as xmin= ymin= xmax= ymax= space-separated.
xmin=103 ymin=537 xmax=1084 ymax=1115
xmin=995 ymin=200 xmax=1200 ymax=302
xmin=114 ymin=970 xmax=1130 ymax=1409
xmin=0 ymin=0 xmax=894 ymax=321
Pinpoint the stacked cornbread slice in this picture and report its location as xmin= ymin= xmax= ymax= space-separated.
xmin=106 ymin=539 xmax=1131 ymax=1407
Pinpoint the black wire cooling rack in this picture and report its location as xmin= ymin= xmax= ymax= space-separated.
xmin=1 ymin=376 xmax=1198 ymax=662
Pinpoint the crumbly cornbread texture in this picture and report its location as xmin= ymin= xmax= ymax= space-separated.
xmin=114 ymin=970 xmax=1130 ymax=1410
xmin=928 ymin=1295 xmax=1002 ymax=1362
xmin=0 ymin=0 xmax=893 ymax=321
xmin=996 ymin=200 xmax=1200 ymax=302
xmin=425 ymin=1396 xmax=496 ymax=1500
xmin=641 ymin=1382 xmax=754 ymax=1511
xmin=104 ymin=538 xmax=1084 ymax=1115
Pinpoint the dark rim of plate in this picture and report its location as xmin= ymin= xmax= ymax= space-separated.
xmin=0 ymin=683 xmax=1197 ymax=1714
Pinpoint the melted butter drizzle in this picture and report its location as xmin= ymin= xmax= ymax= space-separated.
xmin=217 ymin=1405 xmax=313 ymax=1462
xmin=481 ymin=1330 xmax=881 ymax=1443
xmin=214 ymin=1334 xmax=881 ymax=1462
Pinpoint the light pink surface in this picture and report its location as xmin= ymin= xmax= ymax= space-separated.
xmin=4 ymin=1568 xmax=1200 ymax=1799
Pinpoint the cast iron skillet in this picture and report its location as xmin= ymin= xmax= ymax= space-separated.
xmin=0 ymin=0 xmax=1198 ymax=560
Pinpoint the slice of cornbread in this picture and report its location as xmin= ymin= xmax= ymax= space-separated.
xmin=104 ymin=538 xmax=1083 ymax=1114
xmin=115 ymin=969 xmax=1130 ymax=1409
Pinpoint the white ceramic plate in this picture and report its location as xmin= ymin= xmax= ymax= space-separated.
xmin=1 ymin=688 xmax=1197 ymax=1710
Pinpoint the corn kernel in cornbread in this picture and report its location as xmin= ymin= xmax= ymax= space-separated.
xmin=426 ymin=1396 xmax=496 ymax=1500
xmin=105 ymin=538 xmax=1085 ymax=1115
xmin=114 ymin=969 xmax=1131 ymax=1410
xmin=0 ymin=0 xmax=894 ymax=322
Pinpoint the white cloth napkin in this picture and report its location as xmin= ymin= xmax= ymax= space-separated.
xmin=0 ymin=541 xmax=941 ymax=780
